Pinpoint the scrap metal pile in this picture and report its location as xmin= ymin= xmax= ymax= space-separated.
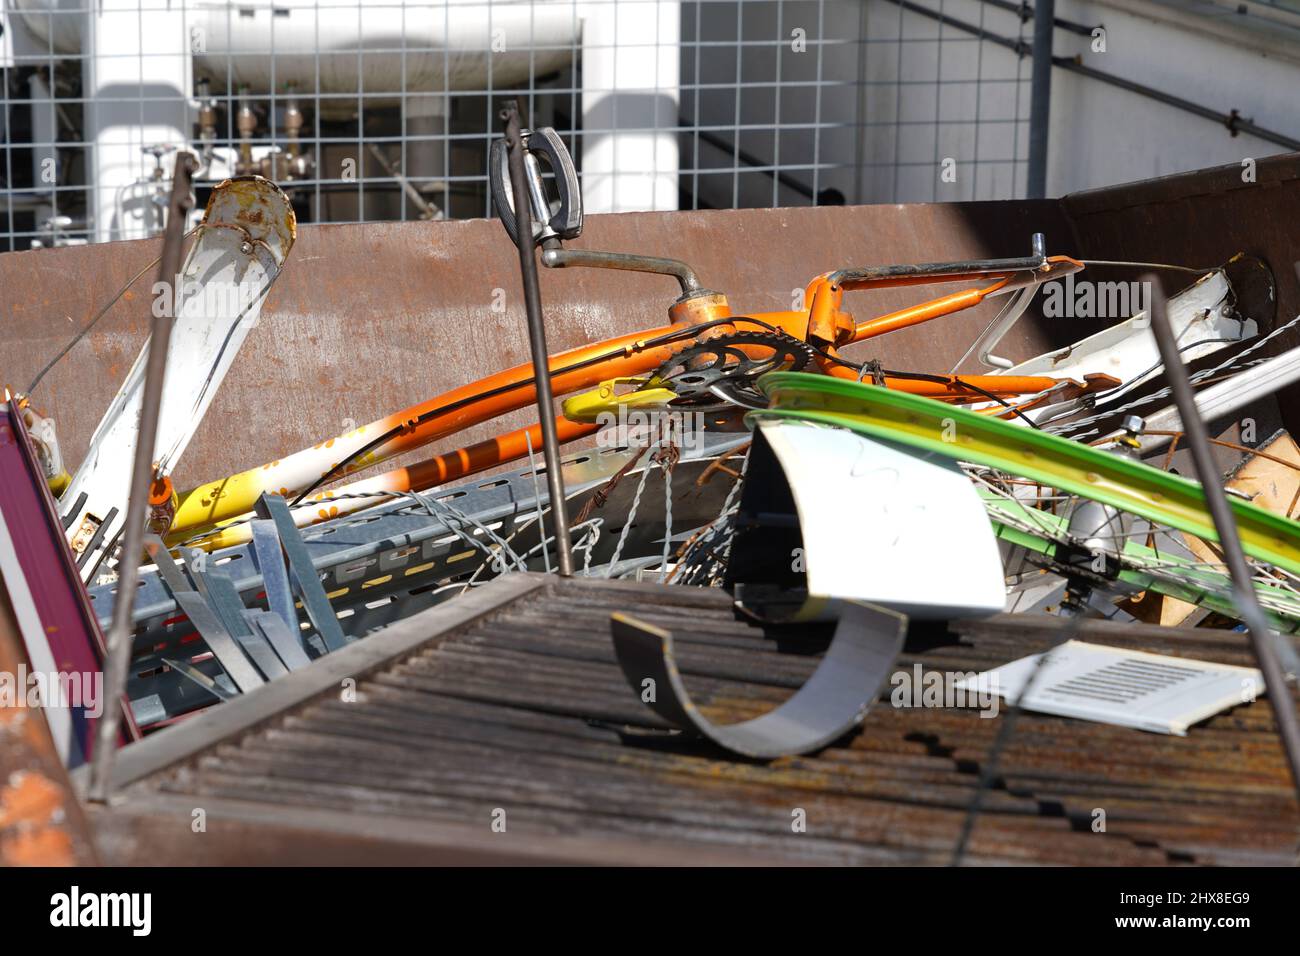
xmin=3 ymin=104 xmax=1299 ymax=816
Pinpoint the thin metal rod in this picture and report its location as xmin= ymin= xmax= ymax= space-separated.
xmin=540 ymin=246 xmax=703 ymax=296
xmin=1147 ymin=275 xmax=1300 ymax=806
xmin=501 ymin=101 xmax=574 ymax=577
xmin=86 ymin=154 xmax=196 ymax=802
xmin=978 ymin=0 xmax=1097 ymax=36
xmin=1026 ymin=0 xmax=1055 ymax=199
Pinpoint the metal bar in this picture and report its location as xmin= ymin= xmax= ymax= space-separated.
xmin=1058 ymin=59 xmax=1300 ymax=152
xmin=830 ymin=252 xmax=1048 ymax=288
xmin=87 ymin=154 xmax=196 ymax=804
xmin=1027 ymin=0 xmax=1056 ymax=199
xmin=170 ymin=590 xmax=265 ymax=694
xmin=250 ymin=518 xmax=299 ymax=632
xmin=501 ymin=100 xmax=574 ymax=577
xmin=160 ymin=658 xmax=236 ymax=703
xmin=194 ymin=568 xmax=255 ymax=641
xmin=247 ymin=611 xmax=312 ymax=672
xmin=233 ymin=613 xmax=291 ymax=680
xmin=540 ymin=247 xmax=703 ymax=296
xmin=253 ymin=493 xmax=349 ymax=652
xmin=979 ymin=0 xmax=1097 ymax=36
xmin=882 ymin=0 xmax=1023 ymax=56
xmin=145 ymin=534 xmax=266 ymax=690
xmin=1147 ymin=278 xmax=1300 ymax=807
xmin=1138 ymin=343 xmax=1300 ymax=454
xmin=143 ymin=535 xmax=195 ymax=597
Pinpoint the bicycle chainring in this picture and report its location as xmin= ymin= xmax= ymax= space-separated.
xmin=653 ymin=331 xmax=817 ymax=409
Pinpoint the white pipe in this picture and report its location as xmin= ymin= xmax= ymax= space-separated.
xmin=9 ymin=0 xmax=85 ymax=55
xmin=194 ymin=0 xmax=576 ymax=109
xmin=1138 ymin=338 xmax=1300 ymax=454
xmin=84 ymin=0 xmax=190 ymax=242
xmin=580 ymin=0 xmax=680 ymax=213
xmin=27 ymin=71 xmax=57 ymax=226
xmin=15 ymin=0 xmax=581 ymax=97
xmin=13 ymin=0 xmax=682 ymax=227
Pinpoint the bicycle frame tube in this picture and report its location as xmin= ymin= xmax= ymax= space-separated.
xmin=176 ymin=417 xmax=599 ymax=550
xmin=169 ymin=257 xmax=1086 ymax=536
xmin=169 ymin=324 xmax=681 ymax=534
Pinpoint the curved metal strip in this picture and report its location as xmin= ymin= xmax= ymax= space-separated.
xmin=610 ymin=601 xmax=906 ymax=759
xmin=753 ymin=372 xmax=1300 ymax=578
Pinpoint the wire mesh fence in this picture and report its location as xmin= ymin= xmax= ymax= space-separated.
xmin=0 ymin=0 xmax=1045 ymax=251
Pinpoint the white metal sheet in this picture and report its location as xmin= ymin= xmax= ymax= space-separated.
xmin=758 ymin=420 xmax=1005 ymax=619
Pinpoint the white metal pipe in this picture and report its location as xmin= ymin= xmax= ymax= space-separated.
xmin=14 ymin=0 xmax=682 ymax=228
xmin=26 ymin=71 xmax=57 ymax=228
xmin=1138 ymin=335 xmax=1300 ymax=453
xmin=84 ymin=0 xmax=190 ymax=241
xmin=15 ymin=1 xmax=581 ymax=98
xmin=580 ymin=0 xmax=680 ymax=213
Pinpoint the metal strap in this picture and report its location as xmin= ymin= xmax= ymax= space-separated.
xmin=161 ymin=657 xmax=236 ymax=702
xmin=254 ymin=493 xmax=348 ymax=652
xmin=171 ymin=590 xmax=264 ymax=693
xmin=232 ymin=612 xmax=289 ymax=680
xmin=246 ymin=610 xmax=312 ymax=672
xmin=145 ymin=535 xmax=264 ymax=693
xmin=143 ymin=534 xmax=196 ymax=596
xmin=250 ymin=518 xmax=299 ymax=633
xmin=193 ymin=568 xmax=254 ymax=641
xmin=610 ymin=600 xmax=906 ymax=759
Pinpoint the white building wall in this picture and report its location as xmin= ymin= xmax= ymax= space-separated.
xmin=1045 ymin=0 xmax=1300 ymax=195
xmin=694 ymin=0 xmax=1300 ymax=209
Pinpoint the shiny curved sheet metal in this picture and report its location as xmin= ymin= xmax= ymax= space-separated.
xmin=610 ymin=601 xmax=906 ymax=759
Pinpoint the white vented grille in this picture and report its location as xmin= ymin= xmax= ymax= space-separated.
xmin=958 ymin=640 xmax=1264 ymax=735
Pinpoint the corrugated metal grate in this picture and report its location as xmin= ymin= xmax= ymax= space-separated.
xmin=105 ymin=574 xmax=1300 ymax=865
